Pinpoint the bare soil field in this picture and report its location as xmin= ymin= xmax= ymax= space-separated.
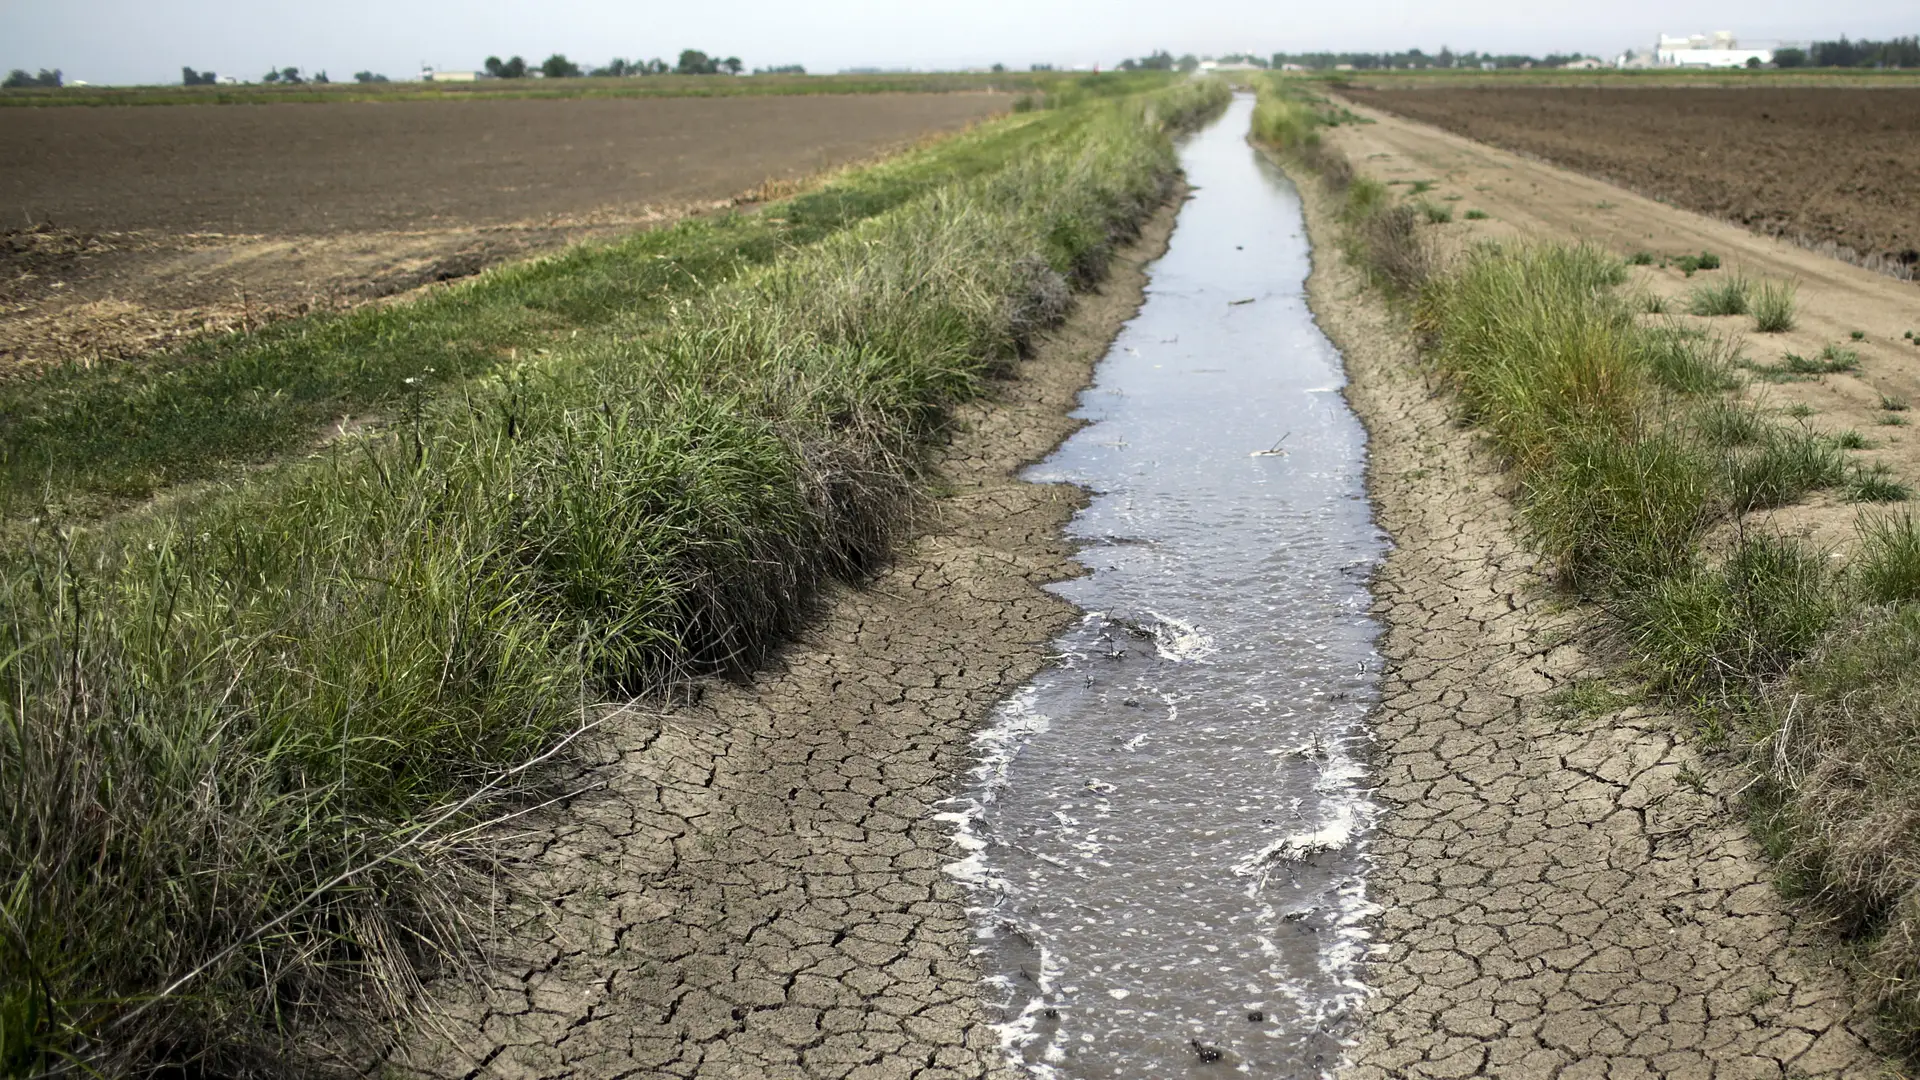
xmin=1339 ymin=85 xmax=1920 ymax=274
xmin=0 ymin=93 xmax=1004 ymax=373
xmin=1325 ymin=94 xmax=1920 ymax=561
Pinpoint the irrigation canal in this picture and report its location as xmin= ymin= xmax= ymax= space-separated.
xmin=940 ymin=94 xmax=1387 ymax=1077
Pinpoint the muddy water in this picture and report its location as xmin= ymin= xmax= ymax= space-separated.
xmin=941 ymin=95 xmax=1385 ymax=1077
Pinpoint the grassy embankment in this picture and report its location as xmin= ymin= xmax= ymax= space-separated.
xmin=1255 ymin=76 xmax=1920 ymax=1050
xmin=0 ymin=77 xmax=1230 ymax=1076
xmin=0 ymin=72 xmax=1183 ymax=524
xmin=0 ymin=69 xmax=1171 ymax=108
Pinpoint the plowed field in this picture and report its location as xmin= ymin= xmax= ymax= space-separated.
xmin=1340 ymin=85 xmax=1920 ymax=271
xmin=0 ymin=93 xmax=1005 ymax=373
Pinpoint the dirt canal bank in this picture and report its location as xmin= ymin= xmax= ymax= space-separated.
xmin=1289 ymin=102 xmax=1897 ymax=1080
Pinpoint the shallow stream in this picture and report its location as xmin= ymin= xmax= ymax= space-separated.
xmin=941 ymin=95 xmax=1386 ymax=1077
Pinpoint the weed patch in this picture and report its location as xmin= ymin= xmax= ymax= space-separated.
xmin=1751 ymin=280 xmax=1798 ymax=333
xmin=1687 ymin=277 xmax=1752 ymax=317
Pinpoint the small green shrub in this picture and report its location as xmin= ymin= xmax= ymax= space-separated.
xmin=1687 ymin=277 xmax=1751 ymax=317
xmin=1340 ymin=176 xmax=1389 ymax=224
xmin=1420 ymin=201 xmax=1453 ymax=224
xmin=1835 ymin=429 xmax=1872 ymax=450
xmin=1752 ymin=346 xmax=1859 ymax=381
xmin=1628 ymin=251 xmax=1656 ymax=266
xmin=1674 ymin=251 xmax=1721 ymax=276
xmin=1463 ymin=208 xmax=1489 ymax=220
xmin=1850 ymin=330 xmax=1866 ymax=341
xmin=1848 ymin=464 xmax=1911 ymax=503
xmin=1751 ymin=280 xmax=1797 ymax=333
xmin=1818 ymin=343 xmax=1861 ymax=371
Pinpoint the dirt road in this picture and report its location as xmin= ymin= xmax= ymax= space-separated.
xmin=0 ymin=93 xmax=1004 ymax=374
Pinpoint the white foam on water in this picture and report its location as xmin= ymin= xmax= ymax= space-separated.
xmin=1147 ymin=610 xmax=1218 ymax=663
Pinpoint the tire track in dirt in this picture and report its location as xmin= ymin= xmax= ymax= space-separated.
xmin=384 ymin=201 xmax=1181 ymax=1080
xmin=1280 ymin=158 xmax=1897 ymax=1078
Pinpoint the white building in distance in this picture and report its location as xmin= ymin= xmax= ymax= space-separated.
xmin=1618 ymin=31 xmax=1774 ymax=68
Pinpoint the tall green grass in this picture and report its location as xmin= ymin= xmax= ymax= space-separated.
xmin=0 ymin=79 xmax=1231 ymax=1075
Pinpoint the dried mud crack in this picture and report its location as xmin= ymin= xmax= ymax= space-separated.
xmin=1287 ymin=168 xmax=1896 ymax=1078
xmin=386 ymin=201 xmax=1181 ymax=1080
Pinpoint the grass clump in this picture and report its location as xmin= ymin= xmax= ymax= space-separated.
xmin=1696 ymin=400 xmax=1768 ymax=447
xmin=1419 ymin=201 xmax=1453 ymax=224
xmin=0 ymin=81 xmax=1226 ymax=1076
xmin=1463 ymin=208 xmax=1489 ymax=220
xmin=1760 ymin=606 xmax=1920 ymax=1028
xmin=1849 ymin=464 xmax=1912 ymax=504
xmin=1726 ymin=427 xmax=1848 ymax=511
xmin=1628 ymin=250 xmax=1656 ymax=266
xmin=1856 ymin=512 xmax=1920 ymax=603
xmin=1749 ymin=345 xmax=1861 ymax=381
xmin=1640 ymin=327 xmax=1738 ymax=395
xmin=1629 ymin=534 xmax=1835 ymax=693
xmin=1686 ymin=276 xmax=1752 ymax=317
xmin=1751 ymin=280 xmax=1798 ymax=333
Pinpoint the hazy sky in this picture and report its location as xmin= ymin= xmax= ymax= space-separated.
xmin=3 ymin=0 xmax=1914 ymax=85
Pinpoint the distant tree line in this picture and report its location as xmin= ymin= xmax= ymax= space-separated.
xmin=1269 ymin=47 xmax=1587 ymax=70
xmin=1774 ymin=35 xmax=1920 ymax=68
xmin=182 ymin=66 xmax=218 ymax=85
xmin=482 ymin=49 xmax=744 ymax=79
xmin=2 ymin=68 xmax=62 ymax=88
xmin=259 ymin=66 xmax=329 ymax=84
xmin=1117 ymin=50 xmax=1179 ymax=71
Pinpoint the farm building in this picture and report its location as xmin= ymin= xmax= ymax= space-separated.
xmin=1618 ymin=32 xmax=1773 ymax=68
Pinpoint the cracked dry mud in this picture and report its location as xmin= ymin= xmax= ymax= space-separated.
xmin=1287 ymin=166 xmax=1896 ymax=1079
xmin=386 ymin=202 xmax=1182 ymax=1080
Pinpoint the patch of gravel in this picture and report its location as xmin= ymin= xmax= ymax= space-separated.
xmin=382 ymin=200 xmax=1183 ymax=1080
xmin=1283 ymin=161 xmax=1898 ymax=1079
